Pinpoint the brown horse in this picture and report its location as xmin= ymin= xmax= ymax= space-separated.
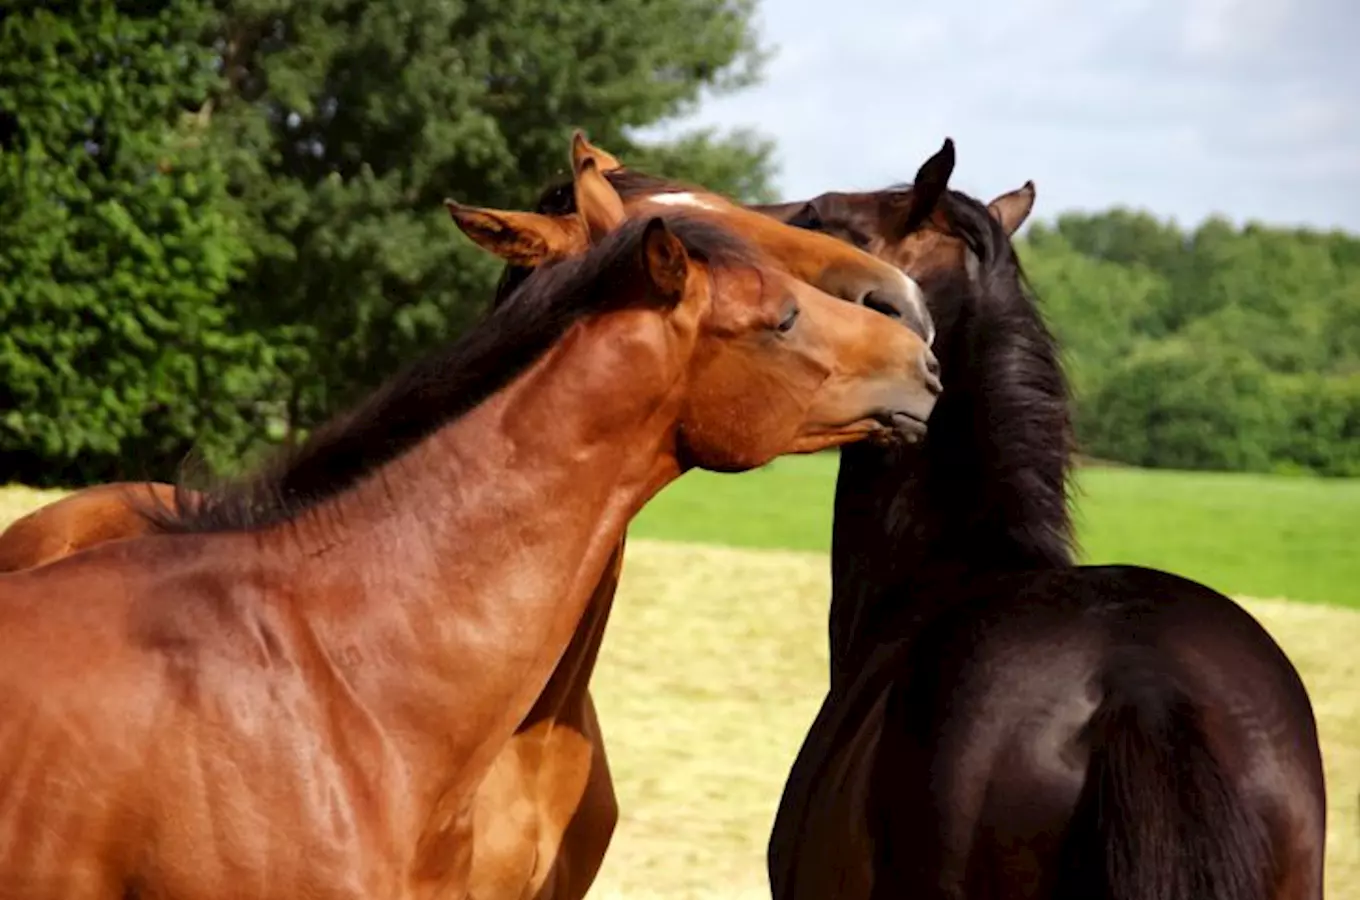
xmin=0 ymin=133 xmax=942 ymax=900
xmin=0 ymin=172 xmax=940 ymax=900
xmin=450 ymin=133 xmax=936 ymax=344
xmin=447 ymin=132 xmax=950 ymax=900
xmin=0 ymin=482 xmax=616 ymax=900
xmin=440 ymin=133 xmax=946 ymax=900
xmin=761 ymin=141 xmax=1325 ymax=900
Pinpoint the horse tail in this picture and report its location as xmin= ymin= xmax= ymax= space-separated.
xmin=1054 ymin=658 xmax=1273 ymax=900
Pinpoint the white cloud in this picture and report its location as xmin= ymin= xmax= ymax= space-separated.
xmin=639 ymin=0 xmax=1360 ymax=231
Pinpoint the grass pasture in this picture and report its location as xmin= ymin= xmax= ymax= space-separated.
xmin=2 ymin=477 xmax=1357 ymax=897
xmin=630 ymin=453 xmax=1360 ymax=610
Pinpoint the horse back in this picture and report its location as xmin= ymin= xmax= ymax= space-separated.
xmin=770 ymin=565 xmax=1325 ymax=900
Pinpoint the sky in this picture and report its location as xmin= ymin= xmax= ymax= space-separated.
xmin=642 ymin=0 xmax=1360 ymax=232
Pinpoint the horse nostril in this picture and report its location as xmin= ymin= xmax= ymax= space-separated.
xmin=862 ymin=290 xmax=935 ymax=344
xmin=861 ymin=290 xmax=906 ymax=322
xmin=922 ymin=352 xmax=943 ymax=396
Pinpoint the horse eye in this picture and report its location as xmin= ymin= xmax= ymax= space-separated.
xmin=776 ymin=304 xmax=801 ymax=333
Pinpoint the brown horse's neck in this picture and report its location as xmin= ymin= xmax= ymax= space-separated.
xmin=268 ymin=313 xmax=682 ymax=805
xmin=522 ymin=538 xmax=624 ymax=728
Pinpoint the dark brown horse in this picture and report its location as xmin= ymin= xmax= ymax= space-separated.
xmin=0 ymin=133 xmax=942 ymax=900
xmin=0 ymin=184 xmax=940 ymax=898
xmin=762 ymin=140 xmax=1326 ymax=900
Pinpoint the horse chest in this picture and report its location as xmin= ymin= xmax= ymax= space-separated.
xmin=777 ymin=692 xmax=889 ymax=900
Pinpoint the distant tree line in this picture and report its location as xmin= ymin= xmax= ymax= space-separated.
xmin=1021 ymin=213 xmax=1360 ymax=475
xmin=2 ymin=3 xmax=1355 ymax=486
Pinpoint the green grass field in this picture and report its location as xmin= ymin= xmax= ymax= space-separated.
xmin=631 ymin=452 xmax=1360 ymax=609
xmin=2 ymin=475 xmax=1357 ymax=898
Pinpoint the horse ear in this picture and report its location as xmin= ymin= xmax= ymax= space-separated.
xmin=987 ymin=181 xmax=1036 ymax=236
xmin=639 ymin=216 xmax=690 ymax=303
xmin=887 ymin=137 xmax=956 ymax=241
xmin=445 ymin=200 xmax=580 ymax=266
xmin=571 ymin=129 xmax=624 ymax=174
xmin=573 ymin=157 xmax=627 ymax=244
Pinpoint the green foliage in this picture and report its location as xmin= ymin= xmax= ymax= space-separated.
xmin=206 ymin=0 xmax=775 ymax=428
xmin=1017 ymin=234 xmax=1168 ymax=399
xmin=1081 ymin=340 xmax=1283 ymax=472
xmin=1021 ymin=211 xmax=1360 ymax=476
xmin=0 ymin=2 xmax=283 ymax=485
xmin=629 ymin=128 xmax=778 ymax=204
xmin=1 ymin=0 xmax=773 ymax=484
xmin=2 ymin=2 xmax=1354 ymax=484
xmin=1272 ymin=373 xmax=1360 ymax=477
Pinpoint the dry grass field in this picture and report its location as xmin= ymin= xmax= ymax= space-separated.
xmin=2 ymin=488 xmax=1355 ymax=898
xmin=0 ymin=485 xmax=66 ymax=522
xmin=588 ymin=541 xmax=1359 ymax=899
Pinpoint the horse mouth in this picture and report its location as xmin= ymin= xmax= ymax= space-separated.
xmin=869 ymin=410 xmax=928 ymax=446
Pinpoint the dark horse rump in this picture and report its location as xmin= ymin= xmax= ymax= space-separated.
xmin=760 ymin=145 xmax=1325 ymax=900
xmin=771 ymin=566 xmax=1322 ymax=900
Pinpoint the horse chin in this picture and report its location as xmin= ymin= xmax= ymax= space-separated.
xmin=786 ymin=421 xmax=880 ymax=454
xmin=866 ymin=410 xmax=928 ymax=447
xmin=787 ymin=411 xmax=927 ymax=454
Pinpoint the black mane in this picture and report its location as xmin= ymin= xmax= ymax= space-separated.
xmin=829 ymin=186 xmax=1075 ymax=666
xmin=149 ymin=214 xmax=758 ymax=534
xmin=924 ymin=188 xmax=1076 ymax=567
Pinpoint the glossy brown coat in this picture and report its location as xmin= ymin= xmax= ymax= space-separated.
xmin=0 ymin=134 xmax=944 ymax=900
xmin=0 ymin=484 xmax=618 ymax=900
xmin=444 ymin=134 xmax=948 ymax=900
xmin=0 ymin=193 xmax=938 ymax=899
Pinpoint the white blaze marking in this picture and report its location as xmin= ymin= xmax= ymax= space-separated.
xmin=899 ymin=271 xmax=937 ymax=346
xmin=647 ymin=192 xmax=721 ymax=211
